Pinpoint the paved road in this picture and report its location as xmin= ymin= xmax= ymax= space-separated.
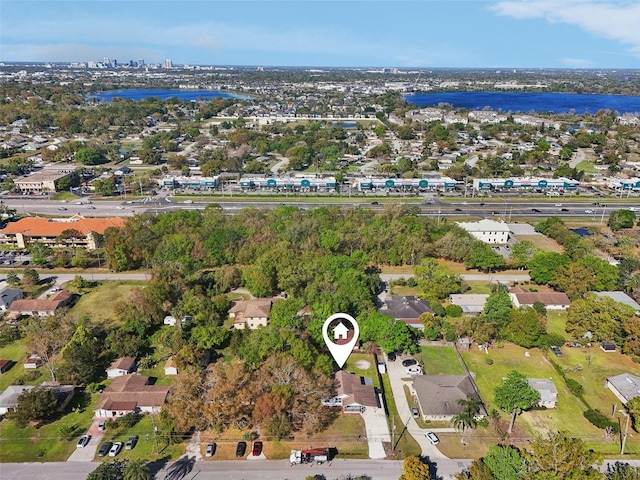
xmin=4 ymin=194 xmax=636 ymax=219
xmin=380 ymin=273 xmax=530 ymax=283
xmin=3 ymin=458 xmax=639 ymax=480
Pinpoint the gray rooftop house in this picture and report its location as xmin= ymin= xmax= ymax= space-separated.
xmin=607 ymin=373 xmax=640 ymax=404
xmin=591 ymin=291 xmax=640 ymax=314
xmin=411 ymin=375 xmax=486 ymax=421
xmin=527 ymin=378 xmax=558 ymax=409
xmin=449 ymin=294 xmax=490 ymax=315
xmin=0 ymin=383 xmax=75 ymax=415
xmin=0 ymin=288 xmax=23 ymax=311
xmin=379 ymin=295 xmax=434 ymax=330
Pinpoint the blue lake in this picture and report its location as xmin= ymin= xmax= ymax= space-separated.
xmin=404 ymin=91 xmax=640 ymax=114
xmin=86 ymin=89 xmax=250 ymax=102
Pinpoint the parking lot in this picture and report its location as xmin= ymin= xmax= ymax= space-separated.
xmin=0 ymin=250 xmax=32 ymax=267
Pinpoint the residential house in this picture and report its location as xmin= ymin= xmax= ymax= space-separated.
xmin=23 ymin=354 xmax=42 ymax=369
xmin=411 ymin=375 xmax=486 ymax=421
xmin=229 ymin=298 xmax=274 ymax=330
xmin=0 ymin=215 xmax=125 ymax=251
xmin=457 ymin=219 xmax=511 ymax=244
xmin=8 ymin=290 xmax=72 ymax=317
xmin=0 ymin=288 xmax=23 ymax=311
xmin=591 ymin=291 xmax=640 ymax=315
xmin=164 ymin=357 xmax=178 ymax=376
xmin=607 ymin=373 xmax=640 ymax=404
xmin=0 ymin=359 xmax=13 ymax=374
xmin=322 ymin=370 xmax=379 ymax=413
xmin=527 ymin=378 xmax=558 ymax=409
xmin=94 ymin=374 xmax=170 ymax=418
xmin=448 ymin=294 xmax=490 ymax=315
xmin=508 ymin=287 xmax=570 ymax=310
xmin=106 ymin=356 xmax=136 ymax=379
xmin=378 ymin=295 xmax=434 ymax=330
xmin=0 ymin=383 xmax=75 ymax=415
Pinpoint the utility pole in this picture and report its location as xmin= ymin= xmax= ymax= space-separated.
xmin=150 ymin=414 xmax=159 ymax=454
xmin=620 ymin=410 xmax=630 ymax=455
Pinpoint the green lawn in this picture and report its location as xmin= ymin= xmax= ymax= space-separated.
xmin=0 ymin=342 xmax=51 ymax=390
xmin=0 ymin=392 xmax=98 ymax=462
xmin=460 ymin=343 xmax=640 ymax=455
xmin=344 ymin=353 xmax=381 ymax=388
xmin=546 ymin=310 xmax=568 ymax=340
xmin=416 ymin=345 xmax=466 ymax=375
xmin=137 ymin=364 xmax=175 ymax=387
xmin=95 ymin=416 xmax=184 ymax=461
xmin=575 ymin=160 xmax=599 ymax=173
xmin=463 ymin=281 xmax=493 ymax=295
xmin=68 ymin=281 xmax=146 ymax=325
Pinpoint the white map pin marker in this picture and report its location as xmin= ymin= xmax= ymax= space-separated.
xmin=322 ymin=313 xmax=359 ymax=369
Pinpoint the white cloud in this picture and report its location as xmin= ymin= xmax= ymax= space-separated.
xmin=2 ymin=43 xmax=161 ymax=63
xmin=559 ymin=57 xmax=595 ymax=68
xmin=491 ymin=0 xmax=640 ymax=56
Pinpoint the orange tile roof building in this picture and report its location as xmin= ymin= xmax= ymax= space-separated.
xmin=0 ymin=215 xmax=125 ymax=251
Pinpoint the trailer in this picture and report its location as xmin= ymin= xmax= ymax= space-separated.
xmin=289 ymin=448 xmax=330 ymax=464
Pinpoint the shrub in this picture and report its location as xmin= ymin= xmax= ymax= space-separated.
xmin=584 ymin=409 xmax=620 ymax=433
xmin=485 ymin=358 xmax=494 ymax=366
xmin=566 ymin=378 xmax=584 ymax=396
xmin=119 ymin=412 xmax=142 ymax=428
xmin=445 ymin=304 xmax=463 ymax=317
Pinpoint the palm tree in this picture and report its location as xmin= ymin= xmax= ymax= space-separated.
xmin=124 ymin=460 xmax=151 ymax=480
xmin=451 ymin=397 xmax=481 ymax=433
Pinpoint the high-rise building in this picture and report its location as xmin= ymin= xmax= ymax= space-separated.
xmin=163 ymin=59 xmax=173 ymax=69
xmin=138 ymin=59 xmax=145 ymax=67
xmin=103 ymin=57 xmax=111 ymax=67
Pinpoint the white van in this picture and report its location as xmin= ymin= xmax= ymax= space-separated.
xmin=406 ymin=366 xmax=423 ymax=375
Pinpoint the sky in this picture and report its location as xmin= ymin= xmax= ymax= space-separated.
xmin=1 ymin=0 xmax=640 ymax=69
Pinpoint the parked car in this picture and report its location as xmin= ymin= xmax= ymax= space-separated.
xmin=76 ymin=435 xmax=91 ymax=448
xmin=561 ymin=208 xmax=569 ymax=212
xmin=97 ymin=442 xmax=113 ymax=457
xmin=411 ymin=407 xmax=420 ymax=418
xmin=252 ymin=440 xmax=263 ymax=456
xmin=406 ymin=366 xmax=423 ymax=375
xmin=401 ymin=359 xmax=417 ymax=367
xmin=125 ymin=435 xmax=138 ymax=450
xmin=235 ymin=441 xmax=247 ymax=457
xmin=97 ymin=420 xmax=106 ymax=431
xmin=108 ymin=442 xmax=123 ymax=457
xmin=57 ymin=206 xmax=67 ymax=211
xmin=387 ymin=352 xmax=396 ymax=362
xmin=531 ymin=208 xmax=541 ymax=212
xmin=425 ymin=431 xmax=440 ymax=445
xmin=550 ymin=345 xmax=563 ymax=357
xmin=205 ymin=442 xmax=216 ymax=457
xmin=585 ymin=209 xmax=594 ymax=214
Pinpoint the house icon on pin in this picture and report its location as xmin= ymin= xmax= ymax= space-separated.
xmin=333 ymin=321 xmax=349 ymax=341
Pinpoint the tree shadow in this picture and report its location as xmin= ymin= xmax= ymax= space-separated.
xmin=420 ymin=455 xmax=440 ymax=480
xmin=147 ymin=456 xmax=170 ymax=478
xmin=164 ymin=455 xmax=196 ymax=480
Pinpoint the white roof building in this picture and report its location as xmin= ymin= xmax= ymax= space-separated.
xmin=457 ymin=219 xmax=510 ymax=244
xmin=607 ymin=374 xmax=640 ymax=404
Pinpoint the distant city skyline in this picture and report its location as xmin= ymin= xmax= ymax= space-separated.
xmin=2 ymin=0 xmax=640 ymax=69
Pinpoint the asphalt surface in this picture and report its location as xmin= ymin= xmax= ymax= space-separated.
xmin=1 ymin=195 xmax=637 ymax=219
xmin=5 ymin=458 xmax=639 ymax=480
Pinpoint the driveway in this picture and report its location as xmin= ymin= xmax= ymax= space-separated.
xmin=384 ymin=355 xmax=448 ymax=459
xmin=67 ymin=418 xmax=104 ymax=462
xmin=360 ymin=393 xmax=390 ymax=459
